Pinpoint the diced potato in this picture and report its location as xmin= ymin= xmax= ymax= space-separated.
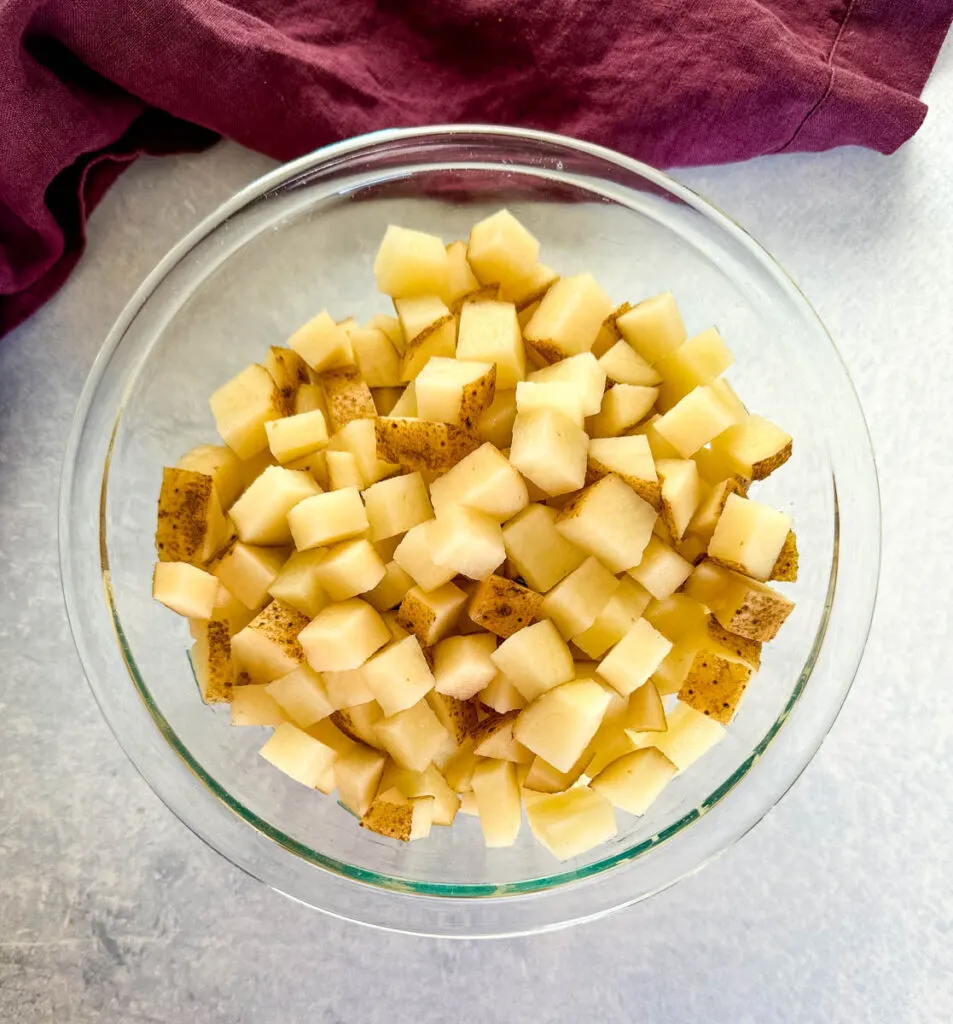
xmin=586 ymin=384 xmax=658 ymax=438
xmin=433 ymin=632 xmax=498 ymax=700
xmin=590 ymin=747 xmax=676 ymax=815
xmin=267 ymin=549 xmax=329 ymax=618
xmin=615 ymin=293 xmax=686 ymax=365
xmin=599 ymin=340 xmax=662 ymax=387
xmin=554 ymin=474 xmax=656 ymax=573
xmin=364 ymin=560 xmax=415 ymax=612
xmin=396 ymin=581 xmax=467 ymax=646
xmin=573 ymin=577 xmax=652 ymax=659
xmin=509 ymin=407 xmax=589 ymax=496
xmin=456 ymin=300 xmax=526 ymax=388
xmin=490 ymin=619 xmax=574 ymax=702
xmin=230 ymin=466 xmax=321 ymax=546
xmin=335 ymin=745 xmax=387 ymax=817
xmin=466 ymin=710 xmax=526 ymax=762
xmin=287 ymin=487 xmax=369 ymax=551
xmin=326 ymin=450 xmax=364 ymax=490
xmin=264 ymin=410 xmax=330 ymax=465
xmin=655 ymin=327 xmax=733 ymax=407
xmin=522 ymin=272 xmax=613 ymax=364
xmin=361 ymin=788 xmax=435 ymax=841
xmin=628 ymin=535 xmax=693 ymax=600
xmin=430 ymin=443 xmax=528 ymax=522
xmin=395 ymin=296 xmax=456 ymax=381
xmin=374 ymin=417 xmax=480 ymax=474
xmin=298 ymin=599 xmax=390 ymax=672
xmin=476 ymin=388 xmax=518 ymax=448
xmin=188 ymin=582 xmax=256 ymax=638
xmin=372 ymin=386 xmax=403 ymax=416
xmin=374 ymin=225 xmax=450 ymax=299
xmin=655 ymin=458 xmax=701 ymax=541
xmin=586 ymin=434 xmax=660 ymax=509
xmin=709 ymin=414 xmax=793 ymax=481
xmin=374 ymin=700 xmax=452 ymax=773
xmin=708 ymin=493 xmax=792 ymax=581
xmin=630 ymin=414 xmax=682 ymax=463
xmin=440 ymin=239 xmax=483 ymax=310
xmin=318 ymin=367 xmax=377 ymax=432
xmin=393 ymin=521 xmax=456 ymax=591
xmin=230 ymin=683 xmax=288 ymax=726
xmin=319 ymin=665 xmax=371 ymax=706
xmin=443 ymin=739 xmax=479 ymax=792
xmin=597 ymin=618 xmax=673 ymax=697
xmin=770 ymin=530 xmax=799 ymax=582
xmin=498 ymin=261 xmax=559 ymax=309
xmin=264 ymin=345 xmax=311 ymax=408
xmin=155 ymin=467 xmax=230 ymax=565
xmin=330 ymin=700 xmax=384 ymax=747
xmin=678 ymin=650 xmax=752 ymax=724
xmin=470 ymin=759 xmax=522 ymax=847
xmin=642 ymin=592 xmax=709 ymax=641
xmin=286 ymin=448 xmax=330 ymax=490
xmin=190 ymin=619 xmax=234 ymax=703
xmin=527 ymin=352 xmax=607 ymax=417
xmin=539 ymin=557 xmax=620 ymax=640
xmin=514 ymin=680 xmax=612 ymax=772
xmin=176 ymin=445 xmax=244 ymax=510
xmin=480 ymin=671 xmax=527 ymax=713
xmin=429 ymin=505 xmax=505 ymax=580
xmin=522 ymin=755 xmax=586 ymax=794
xmin=426 ymin=691 xmax=478 ymax=746
xmin=153 ymin=561 xmax=220 ymax=619
xmin=582 ymin=723 xmax=638 ymax=779
xmin=652 ymin=700 xmax=725 ymax=770
xmin=702 ymin=617 xmax=762 ymax=670
xmin=622 ymin=681 xmax=667 ymax=733
xmin=313 ymin=539 xmax=386 ymax=601
xmin=231 ymin=599 xmax=309 ymax=684
xmin=348 ymin=328 xmax=402 ymax=388
xmin=210 ymin=363 xmax=287 ymax=459
xmin=326 ymin=417 xmax=398 ymax=486
xmin=684 ymin=560 xmax=794 ymax=642
xmin=380 ymin=761 xmax=461 ymax=826
xmin=502 ymin=503 xmax=587 ymax=592
xmin=467 ymin=574 xmax=542 ymax=638
xmin=414 ymin=356 xmax=496 ymax=430
xmin=467 ymin=209 xmax=540 ymax=286
xmin=710 ymin=377 xmax=747 ymax=420
xmin=688 ymin=477 xmax=745 ymax=542
xmin=209 ymin=540 xmax=286 ymax=611
xmin=515 ymin=380 xmax=585 ymax=427
xmin=266 ymin=664 xmax=335 ymax=727
xmin=288 ymin=311 xmax=354 ymax=373
xmin=293 ymin=382 xmax=330 ymax=420
xmin=362 ymin=635 xmax=436 ymax=716
xmin=368 ymin=313 xmax=406 ymax=355
xmin=525 ymin=787 xmax=616 ymax=860
xmin=260 ymin=722 xmax=339 ymax=788
xmin=653 ymin=385 xmax=739 ymax=457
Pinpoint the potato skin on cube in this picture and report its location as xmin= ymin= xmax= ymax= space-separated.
xmin=374 ymin=417 xmax=481 ymax=474
xmin=318 ymin=367 xmax=378 ymax=432
xmin=678 ymin=650 xmax=752 ymax=724
xmin=155 ymin=467 xmax=229 ymax=565
xmin=468 ymin=573 xmax=543 ymax=638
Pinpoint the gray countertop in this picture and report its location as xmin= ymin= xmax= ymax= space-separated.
xmin=2 ymin=38 xmax=952 ymax=1023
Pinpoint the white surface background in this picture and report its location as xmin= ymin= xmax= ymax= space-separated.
xmin=1 ymin=37 xmax=951 ymax=1024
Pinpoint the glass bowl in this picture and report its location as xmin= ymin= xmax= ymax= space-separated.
xmin=60 ymin=126 xmax=879 ymax=937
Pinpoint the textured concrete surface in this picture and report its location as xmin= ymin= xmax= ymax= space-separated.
xmin=1 ymin=38 xmax=951 ymax=1024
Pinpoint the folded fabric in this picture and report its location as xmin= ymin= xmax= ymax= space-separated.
xmin=1 ymin=0 xmax=950 ymax=338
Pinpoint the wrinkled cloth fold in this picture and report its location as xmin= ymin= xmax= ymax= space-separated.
xmin=1 ymin=0 xmax=950 ymax=337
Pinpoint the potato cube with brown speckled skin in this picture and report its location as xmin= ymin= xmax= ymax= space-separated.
xmin=770 ymin=530 xmax=799 ymax=582
xmin=426 ymin=690 xmax=479 ymax=745
xmin=317 ymin=366 xmax=377 ymax=432
xmin=156 ymin=467 xmax=231 ymax=566
xmin=396 ymin=582 xmax=468 ymax=647
xmin=586 ymin=435 xmax=661 ymax=509
xmin=471 ymin=709 xmax=533 ymax=763
xmin=175 ymin=445 xmax=245 ymax=511
xmin=374 ymin=417 xmax=480 ymax=474
xmin=684 ymin=560 xmax=794 ymax=642
xmin=709 ymin=414 xmax=793 ymax=481
xmin=414 ymin=357 xmax=497 ymax=430
xmin=678 ymin=650 xmax=752 ymax=724
xmin=467 ymin=574 xmax=542 ymax=639
xmin=191 ymin=619 xmax=234 ymax=704
xmin=395 ymin=296 xmax=457 ymax=381
xmin=708 ymin=493 xmax=792 ymax=582
xmin=231 ymin=599 xmax=309 ymax=685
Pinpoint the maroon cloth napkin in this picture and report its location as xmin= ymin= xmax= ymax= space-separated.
xmin=1 ymin=0 xmax=950 ymax=338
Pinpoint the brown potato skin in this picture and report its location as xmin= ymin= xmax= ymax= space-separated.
xmin=468 ymin=574 xmax=543 ymax=638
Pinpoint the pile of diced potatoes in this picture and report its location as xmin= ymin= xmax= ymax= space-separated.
xmin=152 ymin=210 xmax=797 ymax=859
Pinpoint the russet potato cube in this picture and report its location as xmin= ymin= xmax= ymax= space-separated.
xmin=156 ymin=467 xmax=230 ymax=566
xmin=709 ymin=414 xmax=793 ymax=481
xmin=367 ymin=313 xmax=406 ymax=355
xmin=688 ymin=478 xmax=745 ymax=542
xmin=573 ymin=577 xmax=652 ymax=659
xmin=364 ymin=560 xmax=415 ymax=612
xmin=267 ymin=549 xmax=329 ymax=619
xmin=362 ymin=635 xmax=436 ymax=716
xmin=190 ymin=619 xmax=234 ymax=703
xmin=322 ymin=666 xmax=374 ymax=708
xmin=374 ymin=699 xmax=453 ymax=773
xmin=428 ymin=505 xmax=505 ymax=581
xmin=655 ymin=458 xmax=701 ymax=541
xmin=210 ymin=363 xmax=288 ymax=459
xmin=628 ymin=535 xmax=693 ymax=600
xmin=522 ymin=754 xmax=588 ymax=794
xmin=264 ymin=346 xmax=310 ymax=407
xmin=684 ymin=559 xmax=794 ymax=642
xmin=348 ymin=327 xmax=402 ymax=388
xmin=471 ymin=709 xmax=532 ymax=763
xmin=456 ymin=300 xmax=526 ymax=388
xmin=430 ymin=443 xmax=528 ymax=522
xmin=314 ymin=539 xmax=386 ymax=601
xmin=395 ymin=296 xmax=457 ymax=381
xmin=586 ymin=384 xmax=658 ymax=438
xmin=467 ymin=209 xmax=540 ymax=286
xmin=266 ymin=664 xmax=335 ymax=728
xmin=426 ymin=691 xmax=479 ymax=747
xmin=293 ymin=381 xmax=330 ymax=419
xmin=652 ymin=700 xmax=725 ymax=770
xmin=523 ymin=272 xmax=614 ymax=365
xmin=509 ymin=407 xmax=589 ymax=496
xmin=678 ymin=650 xmax=752 ymax=724
xmin=524 ymin=787 xmax=616 ymax=861
xmin=288 ymin=311 xmax=354 ymax=373
xmin=396 ymin=581 xmax=468 ymax=647
xmin=471 ymin=759 xmax=522 ymax=847
xmin=554 ymin=474 xmax=657 ymax=573
xmin=476 ymin=388 xmax=518 ymax=448
xmin=374 ymin=417 xmax=480 ymax=474
xmin=326 ymin=450 xmax=364 ymax=490
xmin=597 ymin=618 xmax=673 ymax=697
xmin=501 ymin=503 xmax=587 ymax=592
xmin=264 ymin=409 xmax=330 ymax=464
xmin=287 ymin=487 xmax=369 ymax=551
xmin=230 ymin=683 xmax=288 ymax=726
xmin=393 ymin=521 xmax=456 ymax=591
xmin=622 ymin=681 xmax=667 ymax=733
xmin=231 ymin=599 xmax=309 ymax=684
xmin=498 ymin=261 xmax=559 ymax=309
xmin=230 ymin=466 xmax=321 ymax=546
xmin=655 ymin=327 xmax=734 ymax=407
xmin=414 ymin=356 xmax=496 ymax=430
xmin=615 ymin=292 xmax=687 ymax=365
xmin=210 ymin=540 xmax=287 ymax=611
xmin=480 ymin=671 xmax=527 ymax=713
xmin=539 ymin=557 xmax=621 ymax=640
xmin=441 ymin=239 xmax=482 ymax=310
xmin=586 ymin=434 xmax=660 ymax=509
xmin=707 ymin=493 xmax=792 ymax=581
xmin=770 ymin=530 xmax=799 ymax=582
xmin=514 ymin=679 xmax=613 ymax=772
xmin=515 ymin=380 xmax=585 ymax=427
xmin=433 ymin=632 xmax=498 ymax=700
xmin=653 ymin=385 xmax=740 ymax=457
xmin=380 ymin=761 xmax=462 ymax=826
xmin=527 ymin=352 xmax=607 ymax=417
xmin=188 ymin=582 xmax=256 ymax=639
xmin=374 ymin=225 xmax=450 ymax=299
xmin=598 ymin=340 xmax=662 ymax=387
xmin=318 ymin=367 xmax=378 ymax=432
xmin=335 ymin=745 xmax=387 ymax=818
xmin=176 ymin=444 xmax=244 ymax=510
xmin=361 ymin=789 xmax=436 ymax=841
xmin=467 ymin=574 xmax=542 ymax=638
xmin=590 ymin=746 xmax=677 ymax=815
xmin=331 ymin=700 xmax=384 ymax=747
xmin=327 ymin=417 xmax=398 ymax=487
xmin=490 ymin=619 xmax=575 ymax=702
xmin=259 ymin=722 xmax=339 ymax=788
xmin=153 ymin=561 xmax=220 ymax=619
xmin=286 ymin=448 xmax=330 ymax=490
xmin=298 ymin=598 xmax=391 ymax=672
